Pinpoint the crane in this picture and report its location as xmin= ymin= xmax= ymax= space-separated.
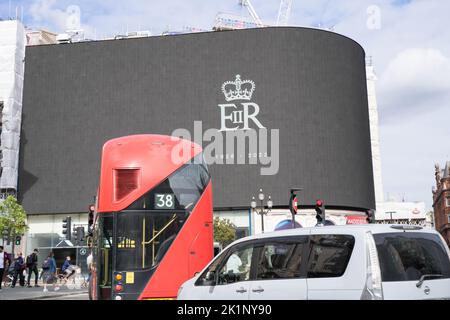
xmin=214 ymin=0 xmax=294 ymax=31
xmin=276 ymin=0 xmax=293 ymax=26
xmin=239 ymin=0 xmax=264 ymax=27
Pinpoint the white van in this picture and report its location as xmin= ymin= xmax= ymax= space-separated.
xmin=177 ymin=224 xmax=450 ymax=300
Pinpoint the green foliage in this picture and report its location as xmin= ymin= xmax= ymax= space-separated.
xmin=213 ymin=217 xmax=236 ymax=247
xmin=0 ymin=196 xmax=28 ymax=237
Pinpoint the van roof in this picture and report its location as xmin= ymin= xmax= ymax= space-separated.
xmin=230 ymin=224 xmax=438 ymax=246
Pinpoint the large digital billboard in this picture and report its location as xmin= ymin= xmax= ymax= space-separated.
xmin=20 ymin=27 xmax=375 ymax=214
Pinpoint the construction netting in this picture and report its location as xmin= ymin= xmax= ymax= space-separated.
xmin=0 ymin=20 xmax=25 ymax=191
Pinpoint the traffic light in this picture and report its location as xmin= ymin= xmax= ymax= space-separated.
xmin=366 ymin=210 xmax=375 ymax=224
xmin=62 ymin=216 xmax=72 ymax=240
xmin=2 ymin=228 xmax=9 ymax=240
xmin=289 ymin=188 xmax=302 ymax=216
xmin=88 ymin=204 xmax=94 ymax=236
xmin=73 ymin=226 xmax=85 ymax=245
xmin=315 ymin=199 xmax=325 ymax=225
xmin=15 ymin=235 xmax=21 ymax=246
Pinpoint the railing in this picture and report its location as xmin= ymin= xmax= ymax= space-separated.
xmin=376 ymin=219 xmax=426 ymax=226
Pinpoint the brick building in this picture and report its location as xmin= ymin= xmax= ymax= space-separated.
xmin=432 ymin=162 xmax=450 ymax=246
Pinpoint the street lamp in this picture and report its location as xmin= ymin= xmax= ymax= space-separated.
xmin=251 ymin=189 xmax=273 ymax=233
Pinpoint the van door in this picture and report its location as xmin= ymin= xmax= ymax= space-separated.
xmin=192 ymin=243 xmax=255 ymax=300
xmin=248 ymin=236 xmax=309 ymax=300
xmin=306 ymin=234 xmax=364 ymax=300
xmin=374 ymin=231 xmax=450 ymax=300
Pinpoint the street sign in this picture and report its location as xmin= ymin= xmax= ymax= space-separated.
xmin=346 ymin=215 xmax=368 ymax=225
xmin=79 ymin=248 xmax=87 ymax=255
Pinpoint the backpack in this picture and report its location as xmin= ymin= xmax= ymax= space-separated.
xmin=42 ymin=258 xmax=50 ymax=270
xmin=26 ymin=254 xmax=34 ymax=267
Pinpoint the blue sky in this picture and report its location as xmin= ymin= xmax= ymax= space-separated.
xmin=1 ymin=0 xmax=449 ymax=209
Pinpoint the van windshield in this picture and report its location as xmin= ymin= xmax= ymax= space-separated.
xmin=374 ymin=232 xmax=450 ymax=282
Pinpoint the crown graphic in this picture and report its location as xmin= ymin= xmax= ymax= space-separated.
xmin=222 ymin=74 xmax=255 ymax=101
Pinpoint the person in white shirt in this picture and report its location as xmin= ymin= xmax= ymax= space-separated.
xmin=86 ymin=252 xmax=93 ymax=282
xmin=225 ymin=253 xmax=242 ymax=274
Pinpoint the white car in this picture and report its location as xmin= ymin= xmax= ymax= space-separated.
xmin=178 ymin=224 xmax=450 ymax=300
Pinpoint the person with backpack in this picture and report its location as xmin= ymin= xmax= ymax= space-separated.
xmin=11 ymin=252 xmax=25 ymax=288
xmin=26 ymin=249 xmax=40 ymax=288
xmin=42 ymin=251 xmax=60 ymax=293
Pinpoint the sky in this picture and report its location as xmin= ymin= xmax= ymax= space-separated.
xmin=1 ymin=0 xmax=449 ymax=209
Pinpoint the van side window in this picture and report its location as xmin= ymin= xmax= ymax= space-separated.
xmin=374 ymin=232 xmax=450 ymax=282
xmin=256 ymin=239 xmax=307 ymax=280
xmin=307 ymin=235 xmax=355 ymax=278
xmin=216 ymin=245 xmax=253 ymax=285
xmin=195 ymin=247 xmax=229 ymax=286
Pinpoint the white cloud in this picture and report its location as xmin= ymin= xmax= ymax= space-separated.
xmin=381 ymin=48 xmax=450 ymax=93
xmin=29 ymin=0 xmax=68 ymax=31
xmin=380 ymin=106 xmax=450 ymax=205
xmin=378 ymin=48 xmax=450 ymax=120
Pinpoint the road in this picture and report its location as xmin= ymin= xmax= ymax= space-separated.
xmin=0 ymin=284 xmax=88 ymax=300
xmin=37 ymin=293 xmax=89 ymax=300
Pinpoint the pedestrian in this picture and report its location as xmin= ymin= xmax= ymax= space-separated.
xmin=0 ymin=245 xmax=11 ymax=290
xmin=86 ymin=252 xmax=93 ymax=283
xmin=42 ymin=251 xmax=60 ymax=293
xmin=11 ymin=252 xmax=26 ymax=288
xmin=26 ymin=249 xmax=40 ymax=287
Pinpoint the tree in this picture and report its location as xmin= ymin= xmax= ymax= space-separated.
xmin=0 ymin=196 xmax=28 ymax=253
xmin=213 ymin=217 xmax=236 ymax=247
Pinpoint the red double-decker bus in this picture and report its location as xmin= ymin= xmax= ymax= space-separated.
xmin=89 ymin=135 xmax=213 ymax=300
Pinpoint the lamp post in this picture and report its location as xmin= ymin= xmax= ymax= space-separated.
xmin=251 ymin=189 xmax=273 ymax=233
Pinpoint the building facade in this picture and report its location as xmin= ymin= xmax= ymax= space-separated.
xmin=0 ymin=20 xmax=25 ymax=200
xmin=366 ymin=58 xmax=384 ymax=210
xmin=375 ymin=200 xmax=428 ymax=226
xmin=26 ymin=29 xmax=57 ymax=46
xmin=433 ymin=162 xmax=450 ymax=246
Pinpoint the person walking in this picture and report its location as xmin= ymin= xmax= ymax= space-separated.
xmin=26 ymin=249 xmax=40 ymax=287
xmin=86 ymin=252 xmax=93 ymax=283
xmin=0 ymin=246 xmax=11 ymax=290
xmin=11 ymin=252 xmax=25 ymax=288
xmin=42 ymin=251 xmax=60 ymax=293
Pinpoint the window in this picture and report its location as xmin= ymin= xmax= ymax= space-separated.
xmin=114 ymin=169 xmax=140 ymax=202
xmin=127 ymin=153 xmax=210 ymax=211
xmin=374 ymin=232 xmax=450 ymax=282
xmin=216 ymin=245 xmax=253 ymax=285
xmin=256 ymin=239 xmax=307 ymax=280
xmin=195 ymin=252 xmax=227 ymax=286
xmin=235 ymin=227 xmax=249 ymax=240
xmin=307 ymin=235 xmax=355 ymax=278
xmin=115 ymin=212 xmax=186 ymax=271
xmin=195 ymin=244 xmax=254 ymax=286
xmin=446 ymin=196 xmax=450 ymax=207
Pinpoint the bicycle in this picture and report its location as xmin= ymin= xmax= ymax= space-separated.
xmin=60 ymin=266 xmax=88 ymax=289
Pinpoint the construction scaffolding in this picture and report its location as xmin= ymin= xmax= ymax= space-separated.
xmin=0 ymin=20 xmax=26 ymax=199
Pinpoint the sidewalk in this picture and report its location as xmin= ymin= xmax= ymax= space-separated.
xmin=0 ymin=284 xmax=88 ymax=300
